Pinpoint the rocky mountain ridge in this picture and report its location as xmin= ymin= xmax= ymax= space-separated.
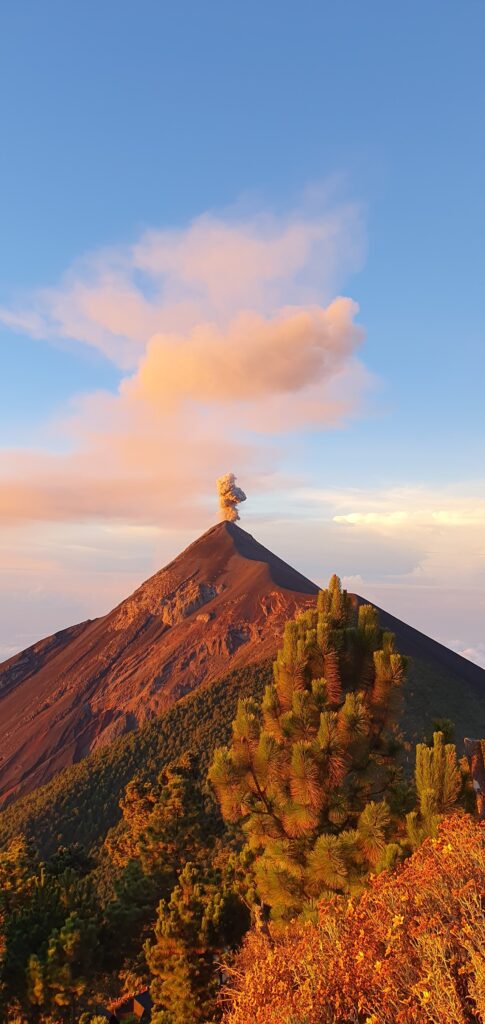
xmin=1 ymin=520 xmax=484 ymax=807
xmin=0 ymin=522 xmax=317 ymax=803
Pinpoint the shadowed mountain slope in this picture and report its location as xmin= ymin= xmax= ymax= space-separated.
xmin=0 ymin=521 xmax=484 ymax=808
xmin=367 ymin=601 xmax=485 ymax=743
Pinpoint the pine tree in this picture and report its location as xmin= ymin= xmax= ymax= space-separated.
xmin=0 ymin=838 xmax=62 ymax=1014
xmin=0 ymin=835 xmax=35 ymax=923
xmin=27 ymin=912 xmax=99 ymax=1022
xmin=105 ymin=755 xmax=204 ymax=880
xmin=209 ymin=576 xmax=407 ymax=920
xmin=406 ymin=731 xmax=462 ymax=848
xmin=146 ymin=861 xmax=247 ymax=1024
xmin=103 ymin=755 xmax=209 ymax=969
xmin=26 ymin=953 xmax=46 ymax=1009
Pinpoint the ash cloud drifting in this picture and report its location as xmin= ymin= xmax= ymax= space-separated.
xmin=217 ymin=473 xmax=247 ymax=522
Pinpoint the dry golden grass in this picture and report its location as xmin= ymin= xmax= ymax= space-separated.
xmin=222 ymin=814 xmax=485 ymax=1024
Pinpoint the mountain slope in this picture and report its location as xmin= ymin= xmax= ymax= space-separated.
xmin=0 ymin=522 xmax=317 ymax=804
xmin=0 ymin=521 xmax=484 ymax=808
xmin=366 ymin=601 xmax=485 ymax=744
xmin=1 ymin=648 xmax=484 ymax=861
xmin=0 ymin=660 xmax=273 ymax=857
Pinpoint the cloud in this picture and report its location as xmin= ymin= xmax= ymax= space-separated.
xmin=451 ymin=643 xmax=485 ymax=669
xmin=247 ymin=481 xmax=485 ymax=587
xmin=0 ymin=198 xmax=364 ymax=368
xmin=341 ymin=574 xmax=365 ymax=589
xmin=225 ymin=489 xmax=485 ymax=670
xmin=0 ymin=423 xmax=257 ymax=526
xmin=253 ymin=485 xmax=485 ymax=670
xmin=129 ymin=298 xmax=363 ymax=408
xmin=328 ymin=486 xmax=485 ymax=588
xmin=334 ymin=511 xmax=410 ymax=526
xmin=0 ymin=518 xmax=166 ymax=662
xmin=0 ymin=195 xmax=371 ymax=527
xmin=286 ymin=479 xmax=485 ymax=594
xmin=333 ymin=507 xmax=485 ymax=528
xmin=0 ymin=644 xmax=21 ymax=663
xmin=2 ymin=193 xmax=483 ymax=673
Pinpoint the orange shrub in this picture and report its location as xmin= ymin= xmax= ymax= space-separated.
xmin=222 ymin=814 xmax=485 ymax=1024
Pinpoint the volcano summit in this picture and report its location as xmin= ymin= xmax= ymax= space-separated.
xmin=0 ymin=521 xmax=484 ymax=806
xmin=0 ymin=523 xmax=318 ymax=803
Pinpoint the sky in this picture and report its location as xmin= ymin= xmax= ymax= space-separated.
xmin=0 ymin=1 xmax=484 ymax=666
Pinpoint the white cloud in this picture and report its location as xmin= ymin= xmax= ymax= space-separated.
xmin=0 ymin=644 xmax=21 ymax=663
xmin=333 ymin=507 xmax=485 ymax=529
xmin=341 ymin=573 xmax=365 ymax=589
xmin=278 ymin=483 xmax=484 ymax=668
xmin=335 ymin=511 xmax=409 ymax=526
xmin=452 ymin=644 xmax=485 ymax=669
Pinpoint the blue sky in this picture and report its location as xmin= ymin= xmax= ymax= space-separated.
xmin=0 ymin=1 xmax=484 ymax=664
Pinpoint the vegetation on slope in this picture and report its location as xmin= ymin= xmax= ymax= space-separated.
xmin=0 ymin=661 xmax=273 ymax=857
xmin=222 ymin=814 xmax=485 ymax=1024
xmin=210 ymin=577 xmax=409 ymax=920
xmin=0 ymin=577 xmax=481 ymax=1024
xmin=1 ymin=632 xmax=482 ymax=860
xmin=400 ymin=655 xmax=485 ymax=747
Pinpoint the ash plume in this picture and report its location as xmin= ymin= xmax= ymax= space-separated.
xmin=217 ymin=473 xmax=247 ymax=522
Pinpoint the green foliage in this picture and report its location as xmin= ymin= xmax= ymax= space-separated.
xmin=398 ymin=656 xmax=485 ymax=751
xmin=0 ymin=663 xmax=271 ymax=1022
xmin=406 ymin=730 xmax=462 ymax=848
xmin=107 ymin=755 xmax=205 ymax=874
xmin=427 ymin=716 xmax=455 ymax=744
xmin=0 ymin=661 xmax=273 ymax=857
xmin=210 ymin=578 xmax=408 ymax=919
xmin=146 ymin=861 xmax=248 ymax=1024
xmin=27 ymin=912 xmax=99 ymax=1013
xmin=0 ymin=588 xmax=480 ymax=1022
xmin=0 ymin=837 xmax=102 ymax=1020
xmin=79 ymin=1016 xmax=110 ymax=1024
xmin=101 ymin=755 xmax=214 ymax=970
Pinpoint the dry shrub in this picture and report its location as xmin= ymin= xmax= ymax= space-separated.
xmin=222 ymin=814 xmax=485 ymax=1024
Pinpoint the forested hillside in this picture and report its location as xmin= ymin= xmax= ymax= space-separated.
xmin=0 ymin=661 xmax=273 ymax=856
xmin=0 ymin=522 xmax=317 ymax=805
xmin=0 ymin=577 xmax=482 ymax=1023
xmin=2 ymin=522 xmax=484 ymax=809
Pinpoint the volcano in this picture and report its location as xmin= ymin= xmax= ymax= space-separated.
xmin=0 ymin=521 xmax=484 ymax=806
xmin=0 ymin=523 xmax=318 ymax=803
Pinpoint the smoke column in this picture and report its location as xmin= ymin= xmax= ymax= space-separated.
xmin=217 ymin=473 xmax=247 ymax=522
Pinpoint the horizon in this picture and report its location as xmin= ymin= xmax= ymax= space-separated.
xmin=1 ymin=1 xmax=484 ymax=668
xmin=2 ymin=512 xmax=482 ymax=672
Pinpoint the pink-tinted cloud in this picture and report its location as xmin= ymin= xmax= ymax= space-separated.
xmin=0 ymin=196 xmax=370 ymax=527
xmin=129 ymin=298 xmax=363 ymax=405
xmin=133 ymin=205 xmax=362 ymax=311
xmin=0 ymin=198 xmax=363 ymax=366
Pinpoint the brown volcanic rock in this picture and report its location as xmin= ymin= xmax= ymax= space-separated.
xmin=1 ymin=521 xmax=484 ymax=808
xmin=0 ymin=522 xmax=318 ymax=804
